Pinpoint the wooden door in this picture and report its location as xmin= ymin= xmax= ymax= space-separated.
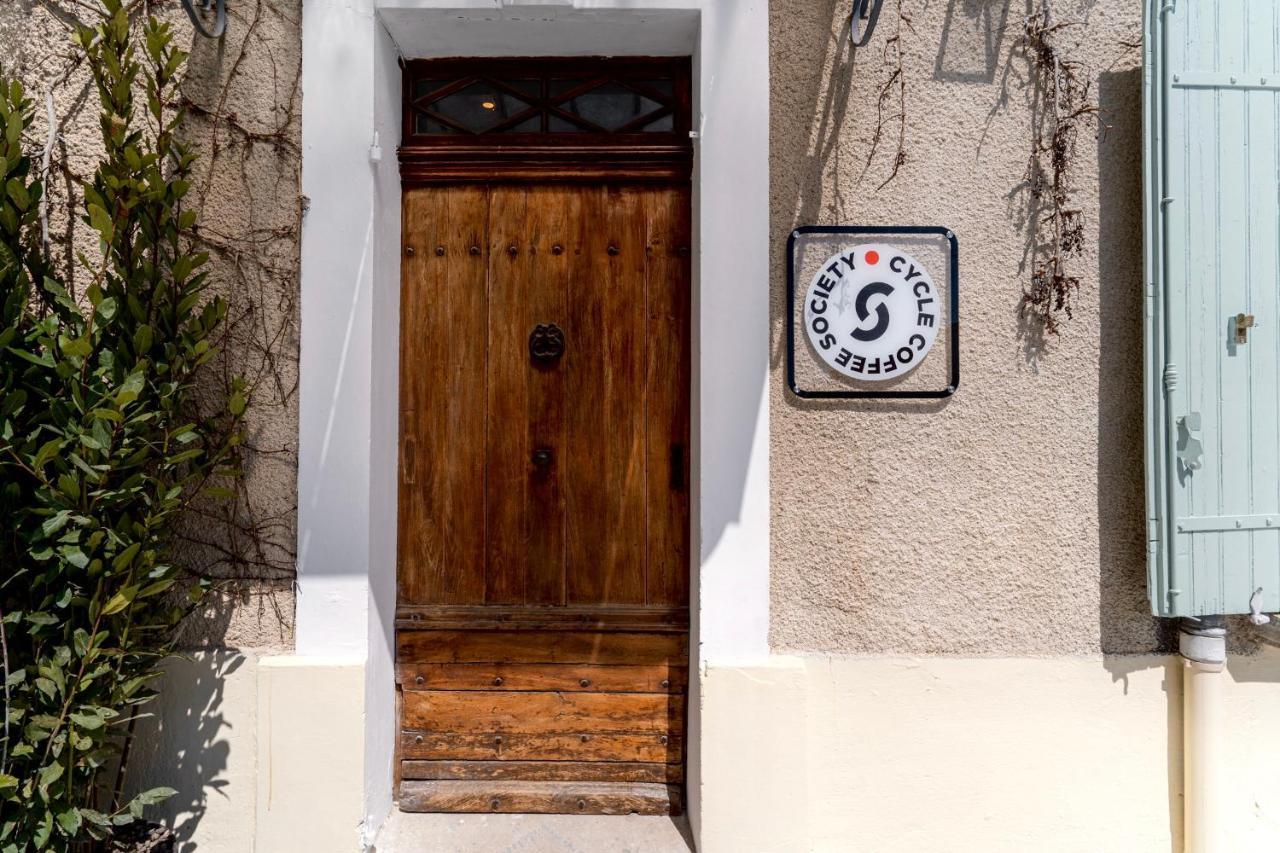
xmin=395 ymin=183 xmax=691 ymax=815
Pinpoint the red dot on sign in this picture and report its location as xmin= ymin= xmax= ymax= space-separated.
xmin=865 ymin=250 xmax=880 ymax=265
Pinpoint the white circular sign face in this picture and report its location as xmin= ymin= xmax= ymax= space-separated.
xmin=802 ymin=243 xmax=940 ymax=382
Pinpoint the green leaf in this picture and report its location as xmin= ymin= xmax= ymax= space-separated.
xmin=0 ymin=776 xmax=16 ymax=791
xmin=228 ymin=390 xmax=246 ymax=416
xmin=5 ymin=179 xmax=29 ymax=211
xmin=33 ymin=438 xmax=63 ymax=470
xmin=137 ymin=578 xmax=174 ymax=599
xmin=60 ymin=334 xmax=91 ymax=359
xmin=166 ymin=448 xmax=202 ymax=465
xmin=115 ymin=370 xmax=145 ymax=407
xmin=95 ymin=296 xmax=118 ymax=321
xmin=6 ymin=346 xmax=53 ymax=368
xmin=32 ymin=812 xmax=52 ymax=849
xmin=37 ymin=762 xmax=63 ymax=792
xmin=41 ymin=510 xmax=71 ymax=537
xmin=112 ymin=542 xmax=141 ymax=571
xmin=100 ymin=586 xmax=137 ymax=616
xmin=55 ymin=808 xmax=80 ymax=836
xmin=133 ymin=324 xmax=152 ymax=353
xmin=87 ymin=203 xmax=114 ymax=241
xmin=69 ymin=712 xmax=104 ymax=731
xmin=132 ymin=787 xmax=176 ymax=807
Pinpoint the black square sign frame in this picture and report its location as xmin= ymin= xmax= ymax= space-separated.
xmin=786 ymin=225 xmax=960 ymax=400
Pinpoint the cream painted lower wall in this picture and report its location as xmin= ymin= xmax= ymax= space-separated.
xmin=132 ymin=653 xmax=367 ymax=853
xmin=129 ymin=651 xmax=261 ymax=852
xmin=699 ymin=650 xmax=1280 ymax=853
xmin=133 ymin=648 xmax=1280 ymax=852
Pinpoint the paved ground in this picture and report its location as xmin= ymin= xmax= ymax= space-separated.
xmin=374 ymin=812 xmax=696 ymax=853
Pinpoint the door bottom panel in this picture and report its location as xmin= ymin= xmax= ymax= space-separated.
xmin=395 ymin=625 xmax=687 ymax=815
xmin=398 ymin=780 xmax=682 ymax=815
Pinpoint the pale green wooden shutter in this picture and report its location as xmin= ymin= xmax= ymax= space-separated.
xmin=1146 ymin=0 xmax=1280 ymax=617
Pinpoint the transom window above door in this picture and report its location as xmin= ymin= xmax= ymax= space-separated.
xmin=400 ymin=57 xmax=693 ymax=183
xmin=403 ymin=57 xmax=691 ymax=138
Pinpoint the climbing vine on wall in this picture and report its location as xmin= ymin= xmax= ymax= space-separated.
xmin=14 ymin=0 xmax=301 ymax=642
xmin=1017 ymin=2 xmax=1099 ymax=337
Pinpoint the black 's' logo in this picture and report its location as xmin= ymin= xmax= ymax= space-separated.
xmin=850 ymin=281 xmax=893 ymax=342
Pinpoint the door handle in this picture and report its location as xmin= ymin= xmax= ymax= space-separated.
xmin=529 ymin=324 xmax=565 ymax=364
xmin=1235 ymin=313 xmax=1256 ymax=344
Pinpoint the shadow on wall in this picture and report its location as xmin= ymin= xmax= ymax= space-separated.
xmin=769 ymin=0 xmax=950 ymax=417
xmin=933 ymin=0 xmax=1012 ymax=85
xmin=126 ymin=652 xmax=248 ymax=851
xmin=766 ymin=0 xmax=847 ymax=378
xmin=1094 ymin=64 xmax=1179 ymax=853
xmin=1095 ymin=67 xmax=1174 ymax=656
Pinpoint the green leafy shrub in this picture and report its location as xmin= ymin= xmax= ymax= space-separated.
xmin=0 ymin=2 xmax=242 ymax=848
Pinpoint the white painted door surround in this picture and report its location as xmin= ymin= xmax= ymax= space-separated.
xmin=298 ymin=0 xmax=769 ymax=845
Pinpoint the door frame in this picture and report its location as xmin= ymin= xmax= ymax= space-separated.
xmin=297 ymin=2 xmax=770 ymax=846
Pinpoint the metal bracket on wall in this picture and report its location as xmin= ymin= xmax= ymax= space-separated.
xmin=181 ymin=0 xmax=227 ymax=39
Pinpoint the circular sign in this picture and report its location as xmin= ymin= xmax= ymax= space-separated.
xmin=802 ymin=243 xmax=940 ymax=381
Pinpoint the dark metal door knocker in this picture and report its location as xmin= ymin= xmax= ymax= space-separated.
xmin=529 ymin=323 xmax=566 ymax=364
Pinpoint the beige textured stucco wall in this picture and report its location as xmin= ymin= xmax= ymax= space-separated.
xmin=770 ymin=0 xmax=1163 ymax=654
xmin=0 ymin=1 xmax=299 ymax=651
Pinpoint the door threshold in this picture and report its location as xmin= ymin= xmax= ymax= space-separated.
xmin=375 ymin=810 xmax=695 ymax=853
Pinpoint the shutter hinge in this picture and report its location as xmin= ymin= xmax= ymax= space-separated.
xmin=1163 ymin=363 xmax=1178 ymax=393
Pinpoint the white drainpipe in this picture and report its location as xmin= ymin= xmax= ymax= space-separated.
xmin=1179 ymin=616 xmax=1227 ymax=853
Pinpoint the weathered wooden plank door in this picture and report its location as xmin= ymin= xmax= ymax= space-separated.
xmin=395 ymin=181 xmax=691 ymax=814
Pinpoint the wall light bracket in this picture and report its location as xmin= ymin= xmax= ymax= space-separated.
xmin=850 ymin=0 xmax=885 ymax=47
xmin=181 ymin=0 xmax=227 ymax=39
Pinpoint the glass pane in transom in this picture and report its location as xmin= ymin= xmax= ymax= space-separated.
xmin=415 ymin=112 xmax=459 ymax=134
xmin=553 ymin=81 xmax=662 ymax=131
xmin=642 ymin=114 xmax=674 ymax=132
xmin=429 ymin=81 xmax=534 ymax=133
xmin=413 ymin=79 xmax=451 ymax=101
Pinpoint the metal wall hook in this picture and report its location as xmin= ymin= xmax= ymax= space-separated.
xmin=181 ymin=0 xmax=228 ymax=39
xmin=850 ymin=0 xmax=885 ymax=47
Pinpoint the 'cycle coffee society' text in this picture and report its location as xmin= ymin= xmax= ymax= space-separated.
xmin=803 ymin=243 xmax=940 ymax=381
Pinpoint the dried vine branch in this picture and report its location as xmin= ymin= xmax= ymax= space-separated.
xmin=1017 ymin=2 xmax=1099 ymax=336
xmin=859 ymin=0 xmax=913 ymax=191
